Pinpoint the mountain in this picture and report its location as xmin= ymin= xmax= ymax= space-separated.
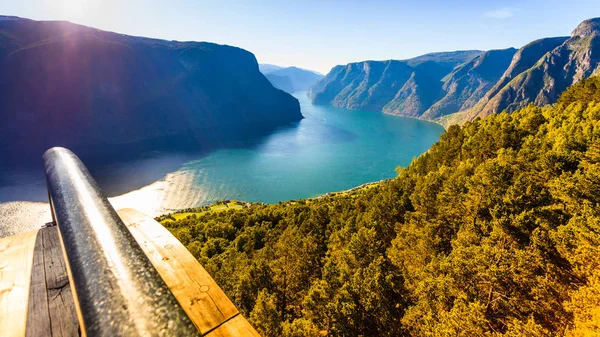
xmin=259 ymin=64 xmax=324 ymax=93
xmin=308 ymin=50 xmax=484 ymax=118
xmin=465 ymin=37 xmax=569 ymax=120
xmin=0 ymin=17 xmax=302 ymax=163
xmin=258 ymin=63 xmax=284 ymax=74
xmin=265 ymin=73 xmax=295 ymax=93
xmin=310 ymin=18 xmax=600 ymax=126
xmin=164 ymin=77 xmax=600 ymax=336
xmin=466 ymin=18 xmax=600 ymax=120
xmin=422 ymin=48 xmax=517 ymax=119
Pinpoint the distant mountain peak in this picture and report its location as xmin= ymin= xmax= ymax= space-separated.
xmin=260 ymin=64 xmax=324 ymax=93
xmin=571 ymin=17 xmax=600 ymax=37
xmin=258 ymin=64 xmax=284 ymax=74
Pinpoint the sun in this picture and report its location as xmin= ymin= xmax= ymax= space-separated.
xmin=56 ymin=0 xmax=100 ymax=21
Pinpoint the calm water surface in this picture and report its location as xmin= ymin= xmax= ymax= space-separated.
xmin=0 ymin=93 xmax=444 ymax=236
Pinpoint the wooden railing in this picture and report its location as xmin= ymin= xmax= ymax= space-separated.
xmin=0 ymin=147 xmax=260 ymax=337
xmin=44 ymin=147 xmax=201 ymax=336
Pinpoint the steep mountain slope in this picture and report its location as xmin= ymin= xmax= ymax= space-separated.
xmin=260 ymin=65 xmax=324 ymax=93
xmin=310 ymin=18 xmax=600 ymax=126
xmin=422 ymin=48 xmax=517 ymax=119
xmin=471 ymin=37 xmax=569 ymax=111
xmin=0 ymin=17 xmax=302 ymax=162
xmin=466 ymin=19 xmax=600 ymax=120
xmin=309 ymin=51 xmax=483 ymax=118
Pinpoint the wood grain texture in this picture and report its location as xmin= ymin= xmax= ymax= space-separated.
xmin=0 ymin=230 xmax=39 ymax=337
xmin=25 ymin=230 xmax=51 ymax=337
xmin=206 ymin=315 xmax=262 ymax=337
xmin=2 ymin=209 xmax=260 ymax=337
xmin=42 ymin=227 xmax=79 ymax=337
xmin=23 ymin=227 xmax=80 ymax=337
xmin=117 ymin=208 xmax=260 ymax=337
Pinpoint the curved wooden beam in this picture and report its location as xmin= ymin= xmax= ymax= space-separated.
xmin=117 ymin=208 xmax=260 ymax=337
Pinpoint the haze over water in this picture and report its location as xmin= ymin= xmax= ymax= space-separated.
xmin=0 ymin=93 xmax=444 ymax=237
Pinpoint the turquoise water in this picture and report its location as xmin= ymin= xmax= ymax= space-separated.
xmin=0 ymin=92 xmax=444 ymax=236
xmin=144 ymin=92 xmax=444 ymax=204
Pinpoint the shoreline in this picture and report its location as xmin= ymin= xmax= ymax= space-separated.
xmin=157 ymin=178 xmax=392 ymax=220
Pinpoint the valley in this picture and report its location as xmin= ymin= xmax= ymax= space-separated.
xmin=1 ymin=7 xmax=600 ymax=337
xmin=0 ymin=92 xmax=443 ymax=237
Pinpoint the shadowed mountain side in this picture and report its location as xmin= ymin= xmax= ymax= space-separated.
xmin=265 ymin=73 xmax=295 ymax=93
xmin=0 ymin=17 xmax=302 ymax=165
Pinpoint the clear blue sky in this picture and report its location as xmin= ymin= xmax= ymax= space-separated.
xmin=1 ymin=0 xmax=599 ymax=74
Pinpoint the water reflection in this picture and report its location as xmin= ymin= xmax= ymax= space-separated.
xmin=0 ymin=92 xmax=444 ymax=237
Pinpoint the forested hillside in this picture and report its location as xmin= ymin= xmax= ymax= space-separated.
xmin=163 ymin=77 xmax=600 ymax=336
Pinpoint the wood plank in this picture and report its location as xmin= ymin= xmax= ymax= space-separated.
xmin=0 ymin=230 xmax=39 ymax=337
xmin=117 ymin=208 xmax=259 ymax=336
xmin=206 ymin=314 xmax=261 ymax=337
xmin=25 ymin=230 xmax=51 ymax=337
xmin=41 ymin=227 xmax=79 ymax=337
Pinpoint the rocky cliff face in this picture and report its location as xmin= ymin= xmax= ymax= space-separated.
xmin=0 ymin=17 xmax=302 ymax=162
xmin=422 ymin=48 xmax=517 ymax=119
xmin=465 ymin=20 xmax=599 ymax=120
xmin=310 ymin=18 xmax=600 ymax=126
xmin=309 ymin=51 xmax=483 ymax=118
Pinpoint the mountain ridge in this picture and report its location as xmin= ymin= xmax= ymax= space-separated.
xmin=260 ymin=64 xmax=324 ymax=93
xmin=466 ymin=18 xmax=600 ymax=120
xmin=309 ymin=17 xmax=600 ymax=126
xmin=0 ymin=17 xmax=302 ymax=163
xmin=309 ymin=50 xmax=483 ymax=118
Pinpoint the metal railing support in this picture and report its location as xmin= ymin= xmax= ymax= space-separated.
xmin=43 ymin=147 xmax=202 ymax=337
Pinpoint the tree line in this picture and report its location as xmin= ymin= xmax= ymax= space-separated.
xmin=163 ymin=77 xmax=600 ymax=336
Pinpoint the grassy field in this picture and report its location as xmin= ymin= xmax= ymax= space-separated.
xmin=157 ymin=201 xmax=248 ymax=224
xmin=315 ymin=179 xmax=385 ymax=199
xmin=156 ymin=180 xmax=386 ymax=224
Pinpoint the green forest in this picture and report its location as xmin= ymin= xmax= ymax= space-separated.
xmin=162 ymin=77 xmax=600 ymax=336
